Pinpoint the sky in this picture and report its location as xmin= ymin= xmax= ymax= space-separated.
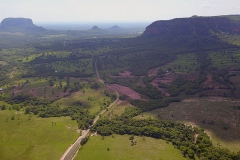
xmin=0 ymin=0 xmax=240 ymax=23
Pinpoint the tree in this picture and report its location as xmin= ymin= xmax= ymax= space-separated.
xmin=80 ymin=136 xmax=89 ymax=146
xmin=1 ymin=105 xmax=6 ymax=110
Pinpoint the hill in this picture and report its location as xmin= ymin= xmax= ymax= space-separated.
xmin=0 ymin=18 xmax=45 ymax=32
xmin=143 ymin=16 xmax=240 ymax=36
xmin=108 ymin=25 xmax=121 ymax=30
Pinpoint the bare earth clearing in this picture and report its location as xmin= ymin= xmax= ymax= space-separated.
xmin=152 ymin=72 xmax=176 ymax=85
xmin=148 ymin=67 xmax=160 ymax=77
xmin=109 ymin=84 xmax=141 ymax=100
xmin=202 ymin=74 xmax=225 ymax=89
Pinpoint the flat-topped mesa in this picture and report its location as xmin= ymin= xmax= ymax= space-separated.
xmin=143 ymin=16 xmax=240 ymax=36
xmin=0 ymin=18 xmax=45 ymax=32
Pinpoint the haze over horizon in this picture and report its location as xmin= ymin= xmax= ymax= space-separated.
xmin=0 ymin=0 xmax=240 ymax=23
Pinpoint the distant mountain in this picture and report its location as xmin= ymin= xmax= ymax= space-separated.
xmin=108 ymin=25 xmax=121 ymax=30
xmin=143 ymin=16 xmax=240 ymax=36
xmin=0 ymin=18 xmax=45 ymax=32
xmin=91 ymin=25 xmax=100 ymax=30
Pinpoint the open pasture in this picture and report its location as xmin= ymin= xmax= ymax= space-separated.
xmin=0 ymin=109 xmax=79 ymax=160
xmin=103 ymin=100 xmax=134 ymax=118
xmin=76 ymin=134 xmax=187 ymax=160
xmin=53 ymin=85 xmax=112 ymax=115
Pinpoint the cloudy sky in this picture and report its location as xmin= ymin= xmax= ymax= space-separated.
xmin=0 ymin=0 xmax=240 ymax=23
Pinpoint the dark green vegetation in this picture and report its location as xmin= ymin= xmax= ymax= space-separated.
xmin=91 ymin=108 xmax=240 ymax=160
xmin=136 ymin=98 xmax=240 ymax=152
xmin=1 ymin=15 xmax=240 ymax=159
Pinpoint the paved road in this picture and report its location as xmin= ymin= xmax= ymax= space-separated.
xmin=60 ymin=60 xmax=119 ymax=160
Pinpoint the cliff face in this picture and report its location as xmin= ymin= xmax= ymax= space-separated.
xmin=143 ymin=16 xmax=240 ymax=36
xmin=0 ymin=18 xmax=45 ymax=32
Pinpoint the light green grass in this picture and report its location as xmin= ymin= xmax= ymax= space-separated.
xmin=103 ymin=100 xmax=134 ymax=118
xmin=0 ymin=109 xmax=79 ymax=160
xmin=76 ymin=134 xmax=187 ymax=160
xmin=161 ymin=53 xmax=198 ymax=74
xmin=209 ymin=50 xmax=240 ymax=68
xmin=53 ymin=86 xmax=112 ymax=115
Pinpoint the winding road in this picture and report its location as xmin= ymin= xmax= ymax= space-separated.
xmin=60 ymin=60 xmax=119 ymax=160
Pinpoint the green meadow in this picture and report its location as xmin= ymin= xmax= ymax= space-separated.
xmin=53 ymin=85 xmax=112 ymax=115
xmin=0 ymin=109 xmax=79 ymax=160
xmin=161 ymin=53 xmax=198 ymax=74
xmin=103 ymin=100 xmax=134 ymax=118
xmin=76 ymin=134 xmax=187 ymax=160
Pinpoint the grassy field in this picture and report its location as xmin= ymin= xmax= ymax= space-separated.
xmin=208 ymin=50 xmax=240 ymax=69
xmin=52 ymin=85 xmax=112 ymax=115
xmin=161 ymin=53 xmax=198 ymax=74
xmin=76 ymin=134 xmax=187 ymax=160
xmin=135 ymin=97 xmax=240 ymax=152
xmin=103 ymin=100 xmax=134 ymax=118
xmin=0 ymin=109 xmax=79 ymax=160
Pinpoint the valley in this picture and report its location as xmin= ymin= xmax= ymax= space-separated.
xmin=1 ymin=15 xmax=240 ymax=160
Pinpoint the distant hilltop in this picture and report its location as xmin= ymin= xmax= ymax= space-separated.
xmin=0 ymin=18 xmax=45 ymax=32
xmin=92 ymin=25 xmax=100 ymax=30
xmin=108 ymin=25 xmax=121 ymax=30
xmin=143 ymin=15 xmax=240 ymax=36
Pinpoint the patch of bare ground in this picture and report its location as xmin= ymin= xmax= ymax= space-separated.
xmin=119 ymin=70 xmax=132 ymax=76
xmin=11 ymin=86 xmax=69 ymax=99
xmin=202 ymin=74 xmax=227 ymax=90
xmin=148 ymin=67 xmax=160 ymax=77
xmin=109 ymin=84 xmax=141 ymax=100
xmin=153 ymin=73 xmax=176 ymax=85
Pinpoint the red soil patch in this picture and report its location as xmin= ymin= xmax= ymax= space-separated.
xmin=110 ymin=71 xmax=137 ymax=79
xmin=230 ymin=76 xmax=240 ymax=85
xmin=153 ymin=73 xmax=176 ymax=85
xmin=109 ymin=84 xmax=141 ymax=100
xmin=119 ymin=71 xmax=132 ymax=76
xmin=202 ymin=74 xmax=214 ymax=87
xmin=148 ymin=67 xmax=160 ymax=77
xmin=202 ymin=74 xmax=228 ymax=89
